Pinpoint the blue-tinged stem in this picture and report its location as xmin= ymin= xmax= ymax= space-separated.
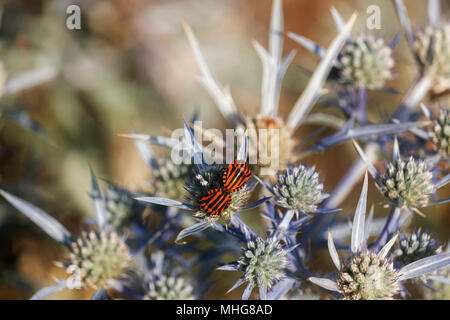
xmin=392 ymin=74 xmax=432 ymax=121
xmin=273 ymin=209 xmax=296 ymax=243
xmin=287 ymin=233 xmax=314 ymax=279
xmin=278 ymin=210 xmax=296 ymax=231
xmin=373 ymin=206 xmax=402 ymax=251
xmin=356 ymin=87 xmax=368 ymax=124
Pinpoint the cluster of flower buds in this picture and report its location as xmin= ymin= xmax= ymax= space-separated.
xmin=337 ymin=34 xmax=394 ymax=90
xmin=271 ymin=165 xmax=325 ymax=214
xmin=379 ymin=157 xmax=434 ymax=209
xmin=67 ymin=231 xmax=132 ymax=289
xmin=238 ymin=237 xmax=288 ymax=291
xmin=414 ymin=24 xmax=450 ymax=94
xmin=337 ymin=252 xmax=400 ymax=300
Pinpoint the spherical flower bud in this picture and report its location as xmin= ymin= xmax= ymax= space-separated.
xmin=430 ymin=108 xmax=450 ymax=157
xmin=238 ymin=237 xmax=287 ymax=290
xmin=379 ymin=157 xmax=434 ymax=208
xmin=271 ymin=165 xmax=325 ymax=214
xmin=144 ymin=274 xmax=195 ymax=300
xmin=105 ymin=185 xmax=145 ymax=228
xmin=337 ymin=34 xmax=394 ymax=89
xmin=337 ymin=252 xmax=400 ymax=300
xmin=152 ymin=158 xmax=190 ymax=200
xmin=414 ymin=24 xmax=450 ymax=94
xmin=394 ymin=229 xmax=442 ymax=266
xmin=67 ymin=231 xmax=132 ymax=289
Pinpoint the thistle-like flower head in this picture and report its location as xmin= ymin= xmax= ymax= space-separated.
xmin=353 ymin=140 xmax=447 ymax=213
xmin=430 ymin=107 xmax=450 ymax=157
xmin=238 ymin=237 xmax=288 ymax=290
xmin=379 ymin=156 xmax=434 ymax=209
xmin=337 ymin=34 xmax=394 ymax=90
xmin=271 ymin=164 xmax=325 ymax=214
xmin=67 ymin=230 xmax=132 ymax=289
xmin=394 ymin=229 xmax=442 ymax=266
xmin=337 ymin=251 xmax=400 ymax=300
xmin=414 ymin=24 xmax=450 ymax=94
xmin=151 ymin=158 xmax=190 ymax=200
xmin=332 ymin=174 xmax=400 ymax=299
xmin=104 ymin=184 xmax=145 ymax=229
xmin=309 ymin=172 xmax=450 ymax=300
xmin=144 ymin=274 xmax=195 ymax=300
xmin=142 ymin=251 xmax=196 ymax=300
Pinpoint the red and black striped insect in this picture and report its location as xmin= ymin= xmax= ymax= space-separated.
xmin=222 ymin=160 xmax=252 ymax=193
xmin=198 ymin=161 xmax=251 ymax=216
xmin=198 ymin=188 xmax=232 ymax=216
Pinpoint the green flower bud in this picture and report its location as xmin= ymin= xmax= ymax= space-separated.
xmin=337 ymin=252 xmax=400 ymax=300
xmin=337 ymin=34 xmax=394 ymax=89
xmin=238 ymin=237 xmax=287 ymax=290
xmin=272 ymin=165 xmax=325 ymax=214
xmin=67 ymin=231 xmax=132 ymax=289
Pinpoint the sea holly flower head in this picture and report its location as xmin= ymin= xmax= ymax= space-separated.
xmin=218 ymin=233 xmax=294 ymax=300
xmin=333 ymin=173 xmax=400 ymax=300
xmin=394 ymin=229 xmax=443 ymax=266
xmin=118 ymin=132 xmax=192 ymax=201
xmin=238 ymin=237 xmax=288 ymax=291
xmin=379 ymin=156 xmax=434 ymax=209
xmin=67 ymin=230 xmax=132 ymax=290
xmin=430 ymin=107 xmax=450 ymax=157
xmin=353 ymin=139 xmax=449 ymax=213
xmin=413 ymin=103 xmax=449 ymax=160
xmin=308 ymin=172 xmax=450 ymax=300
xmin=289 ymin=8 xmax=397 ymax=94
xmin=270 ymin=164 xmax=326 ymax=214
xmin=393 ymin=0 xmax=449 ymax=96
xmin=0 ymin=169 xmax=135 ymax=298
xmin=144 ymin=274 xmax=195 ymax=300
xmin=414 ymin=24 xmax=450 ymax=94
xmin=337 ymin=34 xmax=394 ymax=90
xmin=336 ymin=251 xmax=400 ymax=300
xmin=256 ymin=164 xmax=338 ymax=221
xmin=142 ymin=251 xmax=196 ymax=300
xmin=104 ymin=183 xmax=147 ymax=229
xmin=150 ymin=157 xmax=190 ymax=200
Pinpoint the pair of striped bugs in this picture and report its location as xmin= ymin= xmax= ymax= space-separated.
xmin=198 ymin=160 xmax=252 ymax=216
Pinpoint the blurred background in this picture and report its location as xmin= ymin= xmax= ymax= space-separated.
xmin=0 ymin=0 xmax=448 ymax=299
